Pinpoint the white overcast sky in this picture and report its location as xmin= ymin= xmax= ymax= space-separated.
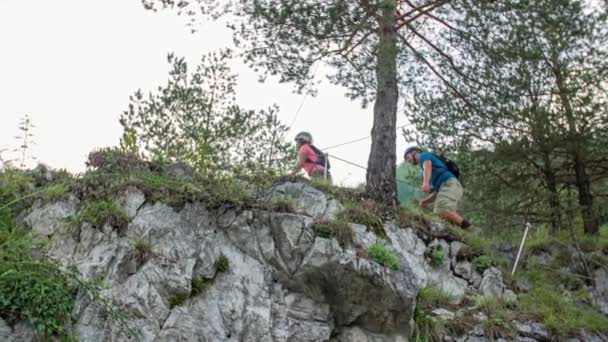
xmin=0 ymin=0 xmax=410 ymax=186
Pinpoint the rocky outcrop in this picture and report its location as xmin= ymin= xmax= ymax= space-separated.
xmin=9 ymin=180 xmax=594 ymax=341
xmin=16 ymin=181 xmax=424 ymax=341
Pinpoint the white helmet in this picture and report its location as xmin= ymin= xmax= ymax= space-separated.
xmin=295 ymin=131 xmax=313 ymax=144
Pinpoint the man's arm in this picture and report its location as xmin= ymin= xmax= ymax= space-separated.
xmin=422 ymin=159 xmax=433 ymax=193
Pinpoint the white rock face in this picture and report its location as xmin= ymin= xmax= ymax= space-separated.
xmin=16 ymin=181 xmax=578 ymax=342
xmin=17 ymin=182 xmax=423 ymax=342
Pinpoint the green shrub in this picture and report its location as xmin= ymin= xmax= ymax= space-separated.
xmin=338 ymin=204 xmax=387 ymax=240
xmin=0 ymin=228 xmax=138 ymax=340
xmin=368 ymin=243 xmax=399 ymax=270
xmin=216 ymin=254 xmax=230 ymax=273
xmin=168 ymin=292 xmax=189 ymax=308
xmin=473 ymin=255 xmax=493 ymax=273
xmin=86 ymin=147 xmax=147 ymax=173
xmin=191 ymin=277 xmax=209 ymax=297
xmin=71 ymin=199 xmax=129 ymax=232
xmin=313 ymin=220 xmax=354 ymax=248
xmin=426 ymin=245 xmax=445 ymax=267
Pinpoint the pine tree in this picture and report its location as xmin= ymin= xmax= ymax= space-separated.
xmin=142 ymin=0 xmax=495 ymax=204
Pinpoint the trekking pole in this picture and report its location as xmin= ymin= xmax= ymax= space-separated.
xmin=512 ymin=222 xmax=531 ymax=276
xmin=324 ymin=153 xmax=328 ymax=180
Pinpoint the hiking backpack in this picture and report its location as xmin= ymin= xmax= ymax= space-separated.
xmin=434 ymin=153 xmax=460 ymax=180
xmin=308 ymin=145 xmax=331 ymax=170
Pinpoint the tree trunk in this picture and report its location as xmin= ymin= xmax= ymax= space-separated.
xmin=366 ymin=8 xmax=398 ymax=204
xmin=573 ymin=151 xmax=598 ymax=235
xmin=543 ymin=160 xmax=562 ymax=231
xmin=552 ymin=58 xmax=598 ymax=235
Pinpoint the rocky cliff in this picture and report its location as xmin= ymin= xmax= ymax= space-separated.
xmin=2 ymin=177 xmax=606 ymax=341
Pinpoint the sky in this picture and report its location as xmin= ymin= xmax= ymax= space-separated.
xmin=0 ymin=0 xmax=411 ymax=186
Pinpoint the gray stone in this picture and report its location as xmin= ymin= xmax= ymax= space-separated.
xmin=503 ymin=289 xmax=517 ymax=302
xmin=479 ymin=267 xmax=505 ymax=298
xmin=590 ymin=269 xmax=608 ymax=315
xmin=23 ymin=196 xmax=78 ymax=236
xmin=431 ymin=308 xmax=455 ymax=320
xmin=266 ymin=181 xmax=343 ymax=220
xmin=513 ymin=320 xmax=549 ymax=340
xmin=0 ymin=318 xmax=13 ymax=342
xmin=454 ymin=260 xmax=473 ymax=280
xmin=121 ymin=187 xmax=145 ymax=219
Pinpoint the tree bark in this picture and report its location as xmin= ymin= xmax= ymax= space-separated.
xmin=542 ymin=159 xmax=562 ymax=231
xmin=552 ymin=58 xmax=598 ymax=235
xmin=366 ymin=7 xmax=398 ymax=204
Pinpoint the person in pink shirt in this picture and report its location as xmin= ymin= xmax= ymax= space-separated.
xmin=289 ymin=132 xmax=331 ymax=182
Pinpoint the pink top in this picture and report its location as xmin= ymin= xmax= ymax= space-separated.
xmin=298 ymin=144 xmax=324 ymax=175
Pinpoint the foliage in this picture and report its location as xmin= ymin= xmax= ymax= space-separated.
xmin=168 ymin=292 xmax=189 ymax=308
xmin=338 ymin=203 xmax=387 ymax=240
xmin=412 ymin=287 xmax=461 ymax=342
xmin=142 ymin=0 xmax=502 ymax=203
xmin=86 ymin=146 xmax=148 ymax=174
xmin=367 ymin=243 xmax=399 ymax=270
xmin=119 ymin=50 xmax=294 ymax=179
xmin=133 ymin=239 xmax=154 ymax=266
xmin=267 ymin=194 xmax=296 ymax=213
xmin=190 ymin=276 xmax=209 ymax=297
xmin=14 ymin=114 xmax=36 ymax=168
xmin=517 ymin=286 xmax=608 ymax=336
xmin=312 ymin=219 xmax=353 ymax=248
xmin=70 ymin=199 xmax=130 ymax=232
xmin=426 ymin=245 xmax=445 ymax=267
xmin=215 ymin=254 xmax=230 ymax=273
xmin=0 ymin=203 xmax=138 ymax=339
xmin=473 ymin=255 xmax=492 ymax=274
xmin=406 ymin=0 xmax=608 ymax=235
xmin=474 ymin=296 xmax=516 ymax=339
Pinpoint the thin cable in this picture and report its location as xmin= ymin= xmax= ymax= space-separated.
xmin=327 ymin=153 xmax=368 ymax=170
xmin=288 ymin=62 xmax=321 ymax=129
xmin=327 ymin=152 xmax=418 ymax=187
xmin=321 ymin=124 xmax=410 ymax=151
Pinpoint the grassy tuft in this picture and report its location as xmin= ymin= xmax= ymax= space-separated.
xmin=216 ymin=254 xmax=230 ymax=273
xmin=313 ymin=219 xmax=354 ymax=248
xmin=413 ymin=287 xmax=459 ymax=342
xmin=368 ymin=243 xmax=399 ymax=270
xmin=517 ymin=286 xmax=608 ymax=336
xmin=338 ymin=203 xmax=387 ymax=240
xmin=70 ymin=199 xmax=130 ymax=232
xmin=426 ymin=245 xmax=445 ymax=267
xmin=473 ymin=255 xmax=492 ymax=273
xmin=191 ymin=277 xmax=209 ymax=297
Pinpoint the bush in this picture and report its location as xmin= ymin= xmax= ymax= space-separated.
xmin=0 ymin=227 xmax=138 ymax=340
xmin=338 ymin=204 xmax=387 ymax=240
xmin=426 ymin=245 xmax=445 ymax=267
xmin=216 ymin=254 xmax=230 ymax=273
xmin=70 ymin=199 xmax=130 ymax=232
xmin=191 ymin=277 xmax=209 ymax=297
xmin=86 ymin=147 xmax=147 ymax=173
xmin=473 ymin=255 xmax=492 ymax=273
xmin=313 ymin=219 xmax=354 ymax=248
xmin=368 ymin=243 xmax=399 ymax=270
